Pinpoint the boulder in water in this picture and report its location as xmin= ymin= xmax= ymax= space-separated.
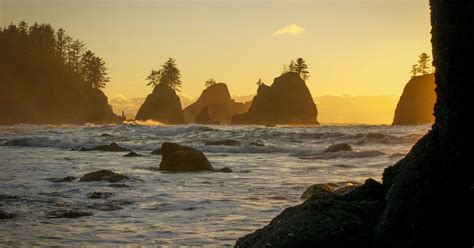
xmin=88 ymin=192 xmax=114 ymax=199
xmin=79 ymin=142 xmax=130 ymax=152
xmin=325 ymin=143 xmax=353 ymax=153
xmin=123 ymin=151 xmax=142 ymax=157
xmin=47 ymin=209 xmax=93 ymax=219
xmin=79 ymin=170 xmax=129 ymax=183
xmin=159 ymin=142 xmax=214 ymax=172
xmin=50 ymin=176 xmax=77 ymax=182
xmin=0 ymin=210 xmax=15 ymax=219
xmin=205 ymin=139 xmax=241 ymax=146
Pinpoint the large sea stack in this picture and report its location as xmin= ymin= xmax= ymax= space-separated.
xmin=392 ymin=74 xmax=436 ymax=125
xmin=236 ymin=1 xmax=471 ymax=247
xmin=135 ymin=84 xmax=185 ymax=124
xmin=183 ymin=83 xmax=250 ymax=124
xmin=231 ymin=72 xmax=319 ymax=125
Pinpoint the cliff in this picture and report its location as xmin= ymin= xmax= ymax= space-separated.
xmin=231 ymin=72 xmax=319 ymax=125
xmin=135 ymin=84 xmax=185 ymax=124
xmin=195 ymin=106 xmax=219 ymax=125
xmin=392 ymin=74 xmax=436 ymax=125
xmin=183 ymin=83 xmax=249 ymax=124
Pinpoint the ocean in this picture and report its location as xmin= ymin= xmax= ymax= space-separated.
xmin=0 ymin=123 xmax=430 ymax=246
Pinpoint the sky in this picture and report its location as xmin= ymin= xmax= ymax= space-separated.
xmin=0 ymin=0 xmax=432 ymax=123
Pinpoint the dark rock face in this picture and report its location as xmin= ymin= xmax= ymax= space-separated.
xmin=300 ymin=181 xmax=361 ymax=200
xmin=79 ymin=170 xmax=129 ymax=183
xmin=392 ymin=74 xmax=436 ymax=125
xmin=325 ymin=143 xmax=353 ymax=153
xmin=237 ymin=1 xmax=472 ymax=247
xmin=236 ymin=179 xmax=386 ymax=248
xmin=205 ymin=139 xmax=241 ymax=146
xmin=159 ymin=142 xmax=214 ymax=172
xmin=195 ymin=106 xmax=220 ymax=125
xmin=135 ymin=84 xmax=185 ymax=124
xmin=231 ymin=72 xmax=319 ymax=125
xmin=79 ymin=142 xmax=130 ymax=152
xmin=183 ymin=83 xmax=250 ymax=124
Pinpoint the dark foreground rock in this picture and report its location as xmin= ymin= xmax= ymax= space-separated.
xmin=79 ymin=142 xmax=130 ymax=152
xmin=300 ymin=181 xmax=361 ymax=199
xmin=205 ymin=139 xmax=241 ymax=146
xmin=237 ymin=2 xmax=472 ymax=247
xmin=79 ymin=170 xmax=129 ymax=183
xmin=0 ymin=210 xmax=16 ymax=219
xmin=236 ymin=179 xmax=386 ymax=248
xmin=159 ymin=142 xmax=214 ymax=172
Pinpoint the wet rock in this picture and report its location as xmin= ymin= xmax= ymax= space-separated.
xmin=50 ymin=176 xmax=77 ymax=182
xmin=123 ymin=151 xmax=142 ymax=157
xmin=159 ymin=142 xmax=214 ymax=172
xmin=325 ymin=143 xmax=352 ymax=153
xmin=79 ymin=170 xmax=129 ymax=183
xmin=108 ymin=183 xmax=130 ymax=188
xmin=205 ymin=139 xmax=241 ymax=146
xmin=79 ymin=142 xmax=130 ymax=152
xmin=100 ymin=133 xmax=113 ymax=137
xmin=0 ymin=210 xmax=16 ymax=219
xmin=341 ymin=179 xmax=385 ymax=202
xmin=88 ymin=192 xmax=113 ymax=199
xmin=89 ymin=202 xmax=122 ymax=211
xmin=215 ymin=167 xmax=233 ymax=173
xmin=47 ymin=209 xmax=93 ymax=219
xmin=301 ymin=181 xmax=362 ymax=200
xmin=249 ymin=142 xmax=265 ymax=147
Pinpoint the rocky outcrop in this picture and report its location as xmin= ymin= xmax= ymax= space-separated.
xmin=205 ymin=139 xmax=241 ymax=146
xmin=392 ymin=74 xmax=436 ymax=125
xmin=123 ymin=151 xmax=142 ymax=157
xmin=183 ymin=83 xmax=250 ymax=124
xmin=195 ymin=106 xmax=220 ymax=125
xmin=300 ymin=181 xmax=361 ymax=199
xmin=159 ymin=142 xmax=214 ymax=172
xmin=237 ymin=1 xmax=472 ymax=247
xmin=135 ymin=84 xmax=185 ymax=124
xmin=79 ymin=170 xmax=129 ymax=183
xmin=231 ymin=72 xmax=319 ymax=125
xmin=325 ymin=143 xmax=353 ymax=153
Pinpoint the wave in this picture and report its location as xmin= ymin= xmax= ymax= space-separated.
xmin=297 ymin=150 xmax=385 ymax=160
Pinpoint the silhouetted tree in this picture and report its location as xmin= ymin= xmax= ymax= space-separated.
xmin=67 ymin=39 xmax=85 ymax=72
xmin=56 ymin=28 xmax=72 ymax=62
xmin=146 ymin=57 xmax=182 ymax=92
xmin=256 ymin=78 xmax=264 ymax=87
xmin=417 ymin=53 xmax=432 ymax=75
xmin=80 ymin=50 xmax=110 ymax=89
xmin=285 ymin=58 xmax=310 ymax=80
xmin=410 ymin=53 xmax=434 ymax=77
xmin=205 ymin=78 xmax=217 ymax=87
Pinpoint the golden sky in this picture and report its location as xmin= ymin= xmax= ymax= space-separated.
xmin=1 ymin=0 xmax=432 ymax=123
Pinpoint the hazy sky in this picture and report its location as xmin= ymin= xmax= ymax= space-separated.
xmin=0 ymin=0 xmax=431 ymax=101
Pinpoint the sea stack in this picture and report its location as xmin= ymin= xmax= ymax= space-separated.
xmin=195 ymin=106 xmax=219 ymax=125
xmin=392 ymin=74 xmax=436 ymax=125
xmin=135 ymin=84 xmax=185 ymax=124
xmin=183 ymin=83 xmax=250 ymax=124
xmin=231 ymin=72 xmax=319 ymax=125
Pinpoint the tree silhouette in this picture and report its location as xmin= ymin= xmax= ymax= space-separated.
xmin=410 ymin=53 xmax=434 ymax=77
xmin=205 ymin=78 xmax=217 ymax=87
xmin=286 ymin=57 xmax=310 ymax=80
xmin=417 ymin=53 xmax=432 ymax=75
xmin=80 ymin=50 xmax=110 ymax=89
xmin=146 ymin=57 xmax=182 ymax=92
